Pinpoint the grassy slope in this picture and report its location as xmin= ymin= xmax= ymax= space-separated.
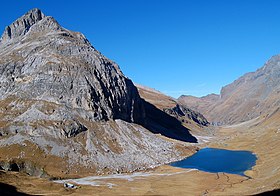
xmin=136 ymin=84 xmax=209 ymax=136
xmin=2 ymin=108 xmax=279 ymax=195
xmin=1 ymin=88 xmax=279 ymax=195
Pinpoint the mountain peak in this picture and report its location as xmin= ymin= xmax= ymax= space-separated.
xmin=0 ymin=8 xmax=46 ymax=43
xmin=26 ymin=8 xmax=44 ymax=18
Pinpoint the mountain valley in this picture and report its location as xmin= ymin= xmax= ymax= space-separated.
xmin=0 ymin=8 xmax=279 ymax=196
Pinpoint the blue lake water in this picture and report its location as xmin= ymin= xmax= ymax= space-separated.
xmin=170 ymin=148 xmax=257 ymax=176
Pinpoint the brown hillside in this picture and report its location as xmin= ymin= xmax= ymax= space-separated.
xmin=179 ymin=55 xmax=280 ymax=125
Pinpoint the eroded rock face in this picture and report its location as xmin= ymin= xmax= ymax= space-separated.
xmin=0 ymin=8 xmax=45 ymax=43
xmin=0 ymin=8 xmax=145 ymax=131
xmin=0 ymin=9 xmax=193 ymax=177
xmin=164 ymin=104 xmax=209 ymax=127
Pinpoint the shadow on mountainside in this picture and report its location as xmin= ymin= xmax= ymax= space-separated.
xmin=141 ymin=100 xmax=197 ymax=143
xmin=0 ymin=182 xmax=31 ymax=196
xmin=254 ymin=189 xmax=280 ymax=196
xmin=0 ymin=171 xmax=32 ymax=196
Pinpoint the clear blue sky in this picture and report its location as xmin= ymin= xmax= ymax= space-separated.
xmin=1 ymin=0 xmax=280 ymax=98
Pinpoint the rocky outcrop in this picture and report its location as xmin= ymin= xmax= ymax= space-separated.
xmin=143 ymin=102 xmax=197 ymax=142
xmin=0 ymin=8 xmax=45 ymax=44
xmin=0 ymin=160 xmax=48 ymax=177
xmin=178 ymin=94 xmax=219 ymax=116
xmin=164 ymin=104 xmax=209 ymax=127
xmin=179 ymin=55 xmax=280 ymax=125
xmin=0 ymin=9 xmax=196 ymax=177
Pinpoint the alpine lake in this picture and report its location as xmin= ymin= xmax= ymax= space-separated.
xmin=170 ymin=148 xmax=257 ymax=176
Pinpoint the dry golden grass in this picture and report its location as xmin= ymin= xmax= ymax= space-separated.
xmin=136 ymin=85 xmax=208 ymax=135
xmin=0 ymin=110 xmax=279 ymax=195
xmin=1 ymin=89 xmax=279 ymax=195
xmin=136 ymin=85 xmax=177 ymax=110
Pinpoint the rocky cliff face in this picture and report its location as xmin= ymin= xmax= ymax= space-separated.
xmin=0 ymin=9 xmax=196 ymax=177
xmin=179 ymin=55 xmax=280 ymax=125
xmin=0 ymin=8 xmax=144 ymax=126
xmin=1 ymin=8 xmax=45 ymax=43
xmin=164 ymin=104 xmax=209 ymax=127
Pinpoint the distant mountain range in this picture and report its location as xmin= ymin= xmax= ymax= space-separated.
xmin=179 ymin=55 xmax=280 ymax=125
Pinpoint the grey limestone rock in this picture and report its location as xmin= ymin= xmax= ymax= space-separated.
xmin=0 ymin=8 xmax=144 ymax=125
xmin=1 ymin=8 xmax=45 ymax=43
xmin=164 ymin=104 xmax=209 ymax=126
xmin=0 ymin=8 xmax=192 ymax=176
